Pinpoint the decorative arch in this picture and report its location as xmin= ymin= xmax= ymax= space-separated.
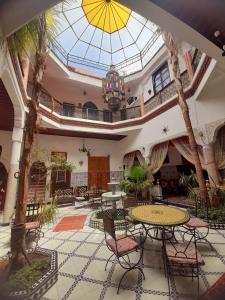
xmin=83 ymin=101 xmax=99 ymax=120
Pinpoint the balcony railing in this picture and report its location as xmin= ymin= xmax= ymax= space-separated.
xmin=38 ymin=88 xmax=141 ymax=123
xmin=144 ymin=71 xmax=190 ymax=113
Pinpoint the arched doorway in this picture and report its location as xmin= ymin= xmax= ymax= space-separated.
xmin=83 ymin=101 xmax=99 ymax=120
xmin=28 ymin=161 xmax=47 ymax=203
xmin=0 ymin=163 xmax=7 ymax=211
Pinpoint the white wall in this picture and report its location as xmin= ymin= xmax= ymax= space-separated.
xmin=0 ymin=130 xmax=12 ymax=171
xmin=35 ymin=134 xmax=123 ymax=173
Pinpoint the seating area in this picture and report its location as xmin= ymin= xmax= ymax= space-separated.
xmin=1 ymin=199 xmax=225 ymax=300
xmin=1 ymin=0 xmax=225 ymax=299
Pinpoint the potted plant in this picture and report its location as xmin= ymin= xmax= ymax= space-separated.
xmin=120 ymin=165 xmax=153 ymax=200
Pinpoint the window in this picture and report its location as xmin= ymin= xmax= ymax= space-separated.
xmin=153 ymin=63 xmax=170 ymax=94
xmin=56 ymin=170 xmax=66 ymax=183
xmin=63 ymin=102 xmax=75 ymax=117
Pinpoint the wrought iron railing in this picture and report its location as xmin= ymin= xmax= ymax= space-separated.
xmin=144 ymin=71 xmax=190 ymax=113
xmin=192 ymin=49 xmax=203 ymax=72
xmin=37 ymin=87 xmax=141 ymax=123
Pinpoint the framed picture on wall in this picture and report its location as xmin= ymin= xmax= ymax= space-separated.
xmin=51 ymin=152 xmax=67 ymax=163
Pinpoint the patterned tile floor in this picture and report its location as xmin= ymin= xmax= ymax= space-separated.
xmin=0 ymin=205 xmax=225 ymax=300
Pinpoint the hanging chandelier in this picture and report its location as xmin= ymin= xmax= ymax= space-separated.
xmin=102 ymin=65 xmax=125 ymax=111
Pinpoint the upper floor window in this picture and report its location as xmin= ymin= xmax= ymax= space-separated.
xmin=153 ymin=63 xmax=170 ymax=94
xmin=63 ymin=102 xmax=74 ymax=117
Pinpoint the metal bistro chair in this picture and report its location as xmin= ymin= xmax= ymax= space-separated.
xmin=185 ymin=194 xmax=212 ymax=249
xmin=102 ymin=208 xmax=145 ymax=294
xmin=164 ymin=226 xmax=205 ymax=299
xmin=123 ymin=196 xmax=152 ymax=237
xmin=25 ymin=203 xmax=44 ymax=248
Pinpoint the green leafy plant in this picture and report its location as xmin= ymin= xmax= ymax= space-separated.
xmin=179 ymin=170 xmax=199 ymax=200
xmin=190 ymin=207 xmax=225 ymax=223
xmin=39 ymin=197 xmax=57 ymax=225
xmin=2 ymin=258 xmax=49 ymax=292
xmin=120 ymin=165 xmax=153 ymax=199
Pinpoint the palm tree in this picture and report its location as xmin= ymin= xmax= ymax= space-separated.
xmin=162 ymin=31 xmax=208 ymax=207
xmin=7 ymin=10 xmax=59 ymax=269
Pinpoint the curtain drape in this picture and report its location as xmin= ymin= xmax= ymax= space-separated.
xmin=148 ymin=142 xmax=169 ymax=174
xmin=171 ymin=138 xmax=206 ymax=169
xmin=136 ymin=151 xmax=146 ymax=166
xmin=215 ymin=127 xmax=225 ymax=170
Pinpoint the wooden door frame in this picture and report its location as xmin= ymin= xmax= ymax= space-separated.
xmin=88 ymin=156 xmax=110 ymax=190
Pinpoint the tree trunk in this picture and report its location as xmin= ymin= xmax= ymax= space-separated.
xmin=10 ymin=15 xmax=47 ymax=270
xmin=10 ymin=100 xmax=37 ymax=269
xmin=163 ymin=32 xmax=207 ymax=207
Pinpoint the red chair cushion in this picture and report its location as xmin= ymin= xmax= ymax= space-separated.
xmin=166 ymin=242 xmax=205 ymax=265
xmin=25 ymin=221 xmax=40 ymax=230
xmin=186 ymin=217 xmax=208 ymax=228
xmin=106 ymin=234 xmax=139 ymax=256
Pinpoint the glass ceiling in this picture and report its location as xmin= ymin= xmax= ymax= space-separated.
xmin=52 ymin=0 xmax=164 ymax=76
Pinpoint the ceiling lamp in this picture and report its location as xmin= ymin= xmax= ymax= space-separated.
xmin=102 ymin=65 xmax=125 ymax=111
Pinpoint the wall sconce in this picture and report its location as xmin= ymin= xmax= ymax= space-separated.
xmin=78 ymin=160 xmax=83 ymax=166
xmin=162 ymin=126 xmax=169 ymax=134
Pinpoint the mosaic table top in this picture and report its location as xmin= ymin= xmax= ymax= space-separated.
xmin=129 ymin=204 xmax=190 ymax=226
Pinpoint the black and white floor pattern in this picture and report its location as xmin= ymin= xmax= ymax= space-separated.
xmin=0 ymin=206 xmax=225 ymax=300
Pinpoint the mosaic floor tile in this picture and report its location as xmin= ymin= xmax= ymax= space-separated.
xmin=84 ymin=259 xmax=112 ymax=281
xmin=57 ymin=241 xmax=80 ymax=254
xmin=103 ymin=286 xmax=136 ymax=300
xmin=67 ymin=281 xmax=103 ymax=300
xmin=60 ymin=256 xmax=89 ymax=275
xmin=1 ymin=205 xmax=225 ymax=300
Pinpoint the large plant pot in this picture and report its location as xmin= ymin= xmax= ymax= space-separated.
xmin=0 ymin=248 xmax=58 ymax=300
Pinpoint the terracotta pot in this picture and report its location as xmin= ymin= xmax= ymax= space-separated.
xmin=211 ymin=195 xmax=220 ymax=208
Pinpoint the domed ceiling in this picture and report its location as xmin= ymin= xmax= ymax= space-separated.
xmin=53 ymin=0 xmax=164 ymax=75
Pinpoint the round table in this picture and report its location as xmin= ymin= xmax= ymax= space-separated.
xmin=129 ymin=204 xmax=190 ymax=241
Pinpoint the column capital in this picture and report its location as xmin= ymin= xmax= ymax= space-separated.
xmin=196 ymin=119 xmax=225 ymax=146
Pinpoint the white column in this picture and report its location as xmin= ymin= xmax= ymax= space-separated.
xmin=202 ymin=143 xmax=221 ymax=186
xmin=3 ymin=127 xmax=23 ymax=224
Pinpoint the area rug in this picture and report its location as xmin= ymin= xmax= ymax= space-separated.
xmin=53 ymin=215 xmax=87 ymax=232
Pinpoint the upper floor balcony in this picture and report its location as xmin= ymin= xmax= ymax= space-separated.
xmin=38 ymin=89 xmax=141 ymax=123
xmin=36 ymin=49 xmax=211 ymax=129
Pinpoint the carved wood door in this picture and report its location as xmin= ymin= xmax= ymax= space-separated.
xmin=88 ymin=156 xmax=110 ymax=190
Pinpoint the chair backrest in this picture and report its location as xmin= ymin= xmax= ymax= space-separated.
xmin=122 ymin=196 xmax=137 ymax=209
xmin=137 ymin=200 xmax=151 ymax=206
xmin=102 ymin=210 xmax=116 ymax=239
xmin=26 ymin=203 xmax=42 ymax=222
xmin=167 ymin=226 xmax=198 ymax=262
xmin=76 ymin=186 xmax=88 ymax=197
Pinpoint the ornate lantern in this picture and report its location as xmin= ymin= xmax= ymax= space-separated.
xmin=102 ymin=65 xmax=125 ymax=111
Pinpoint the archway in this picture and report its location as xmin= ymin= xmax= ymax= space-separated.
xmin=0 ymin=162 xmax=7 ymax=211
xmin=83 ymin=101 xmax=99 ymax=120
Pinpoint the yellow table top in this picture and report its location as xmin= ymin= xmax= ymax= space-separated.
xmin=129 ymin=205 xmax=190 ymax=226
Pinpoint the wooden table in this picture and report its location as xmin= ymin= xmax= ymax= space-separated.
xmin=129 ymin=204 xmax=190 ymax=241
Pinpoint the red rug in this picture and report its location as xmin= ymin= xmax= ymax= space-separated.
xmin=53 ymin=215 xmax=87 ymax=232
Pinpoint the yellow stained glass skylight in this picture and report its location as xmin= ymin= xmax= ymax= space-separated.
xmin=82 ymin=0 xmax=131 ymax=33
xmin=53 ymin=0 xmax=164 ymax=75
